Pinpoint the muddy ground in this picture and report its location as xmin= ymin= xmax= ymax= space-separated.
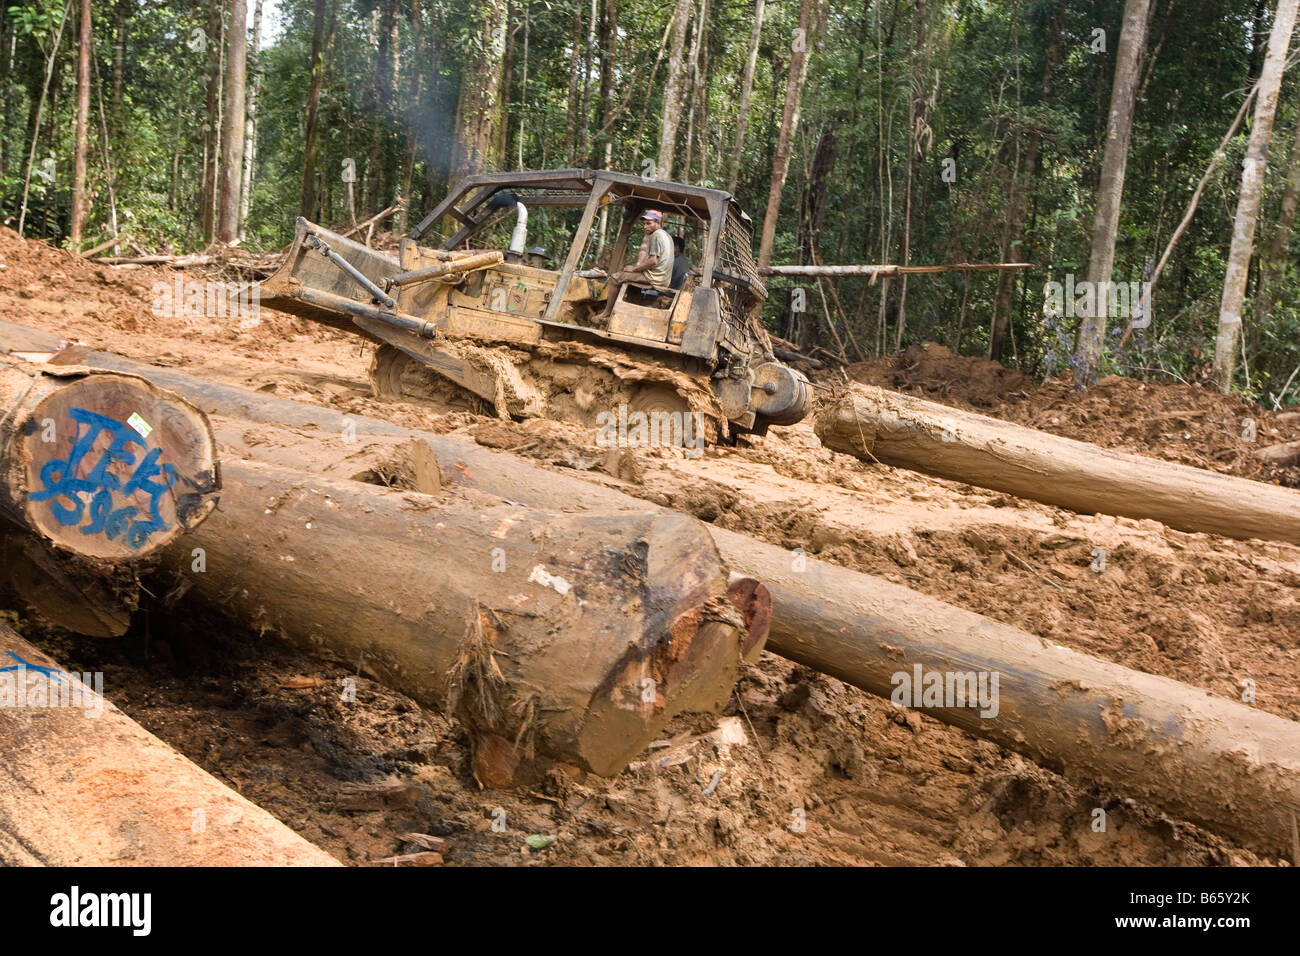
xmin=0 ymin=228 xmax=1295 ymax=866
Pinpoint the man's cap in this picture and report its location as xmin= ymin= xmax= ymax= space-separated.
xmin=527 ymin=246 xmax=549 ymax=257
xmin=640 ymin=210 xmax=664 ymax=222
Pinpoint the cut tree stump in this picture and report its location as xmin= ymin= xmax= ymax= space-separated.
xmin=816 ymin=384 xmax=1300 ymax=546
xmin=0 ymin=622 xmax=338 ymax=865
xmin=159 ymin=459 xmax=765 ymax=783
xmin=4 ymin=322 xmax=1300 ymax=857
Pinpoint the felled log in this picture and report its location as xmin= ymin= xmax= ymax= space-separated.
xmin=4 ymin=322 xmax=1300 ymax=856
xmin=816 ymin=384 xmax=1300 ymax=546
xmin=0 ymin=360 xmax=219 ymax=559
xmin=0 ymin=359 xmax=219 ymax=635
xmin=0 ymin=622 xmax=338 ymax=865
xmin=162 ymin=459 xmax=764 ymax=782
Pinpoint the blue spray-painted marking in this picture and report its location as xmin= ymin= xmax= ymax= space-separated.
xmin=28 ymin=408 xmax=177 ymax=550
xmin=0 ymin=651 xmax=63 ymax=682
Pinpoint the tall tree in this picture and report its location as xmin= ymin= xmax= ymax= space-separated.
xmin=756 ymin=0 xmax=814 ymax=270
xmin=69 ymin=0 xmax=90 ymax=245
xmin=299 ymin=0 xmax=329 ymax=220
xmin=989 ymin=0 xmax=1064 ymax=361
xmin=200 ymin=0 xmax=225 ymax=242
xmin=239 ymin=0 xmax=263 ymax=239
xmin=399 ymin=0 xmax=425 ymax=233
xmin=726 ymin=0 xmax=765 ymax=194
xmin=449 ymin=0 xmax=507 ymax=184
xmin=1256 ymin=114 xmax=1300 ymax=325
xmin=217 ymin=0 xmax=248 ymax=243
xmin=656 ymin=0 xmax=691 ymax=179
xmin=1213 ymin=0 xmax=1299 ymax=391
xmin=594 ymin=0 xmax=619 ymax=168
xmin=1071 ymin=0 xmax=1152 ymax=389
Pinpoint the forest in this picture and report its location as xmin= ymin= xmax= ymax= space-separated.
xmin=2 ymin=0 xmax=1299 ymax=400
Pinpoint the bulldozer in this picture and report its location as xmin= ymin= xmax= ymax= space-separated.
xmin=260 ymin=169 xmax=812 ymax=441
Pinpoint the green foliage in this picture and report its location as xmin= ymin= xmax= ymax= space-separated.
xmin=0 ymin=0 xmax=1298 ymax=393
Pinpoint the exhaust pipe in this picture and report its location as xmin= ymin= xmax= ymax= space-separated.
xmin=508 ymin=202 xmax=528 ymax=257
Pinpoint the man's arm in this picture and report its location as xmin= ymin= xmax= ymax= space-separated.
xmin=628 ymin=252 xmax=659 ymax=273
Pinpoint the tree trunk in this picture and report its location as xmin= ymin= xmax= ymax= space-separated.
xmin=656 ymin=0 xmax=692 ymax=179
xmin=725 ymin=0 xmax=765 ymax=195
xmin=0 ymin=623 xmax=339 ymax=866
xmin=238 ymin=0 xmax=263 ymax=239
xmin=1215 ymin=0 xmax=1300 ymax=390
xmin=988 ymin=0 xmax=1064 ymax=363
xmin=593 ymin=0 xmax=619 ymax=168
xmin=216 ymin=0 xmax=248 ymax=243
xmin=299 ymin=0 xmax=329 ymax=220
xmin=731 ymin=536 xmax=1300 ymax=862
xmin=815 ymin=384 xmax=1300 ymax=546
xmin=756 ymin=0 xmax=813 ymax=270
xmin=164 ymin=458 xmax=761 ymax=783
xmin=15 ymin=0 xmax=70 ymax=238
xmin=111 ymin=0 xmax=127 ymax=117
xmin=1256 ymin=114 xmax=1300 ymax=325
xmin=1072 ymin=0 xmax=1151 ymax=389
xmin=449 ymin=0 xmax=506 ymax=185
xmin=398 ymin=0 xmax=424 ymax=234
xmin=200 ymin=0 xmax=223 ymax=243
xmin=69 ymin=0 xmax=91 ymax=246
xmin=0 ymin=358 xmax=218 ymax=636
xmin=363 ymin=0 xmax=397 ymax=218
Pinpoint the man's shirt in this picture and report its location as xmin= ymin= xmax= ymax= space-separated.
xmin=640 ymin=227 xmax=674 ymax=289
xmin=671 ymin=253 xmax=691 ymax=290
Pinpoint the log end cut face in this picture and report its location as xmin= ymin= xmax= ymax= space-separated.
xmin=15 ymin=372 xmax=220 ymax=560
xmin=572 ymin=513 xmax=767 ymax=777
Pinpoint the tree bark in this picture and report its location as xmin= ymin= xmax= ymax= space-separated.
xmin=731 ymin=537 xmax=1300 ymax=862
xmin=299 ymin=0 xmax=329 ymax=221
xmin=988 ymin=2 xmax=1062 ymax=362
xmin=216 ymin=0 xmax=248 ymax=243
xmin=238 ymin=0 xmax=263 ymax=239
xmin=399 ymin=0 xmax=424 ymax=234
xmin=0 ymin=623 xmax=339 ymax=865
xmin=449 ymin=0 xmax=506 ymax=185
xmin=164 ymin=458 xmax=761 ymax=782
xmin=200 ymin=0 xmax=223 ymax=243
xmin=726 ymin=0 xmax=765 ymax=195
xmin=1072 ymin=0 xmax=1151 ymax=389
xmin=6 ymin=321 xmax=1300 ymax=856
xmin=593 ymin=0 xmax=619 ymax=168
xmin=1216 ymin=0 xmax=1300 ymax=389
xmin=756 ymin=0 xmax=813 ymax=270
xmin=656 ymin=0 xmax=692 ymax=179
xmin=69 ymin=0 xmax=91 ymax=246
xmin=1256 ymin=114 xmax=1300 ymax=326
xmin=816 ymin=384 xmax=1300 ymax=546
